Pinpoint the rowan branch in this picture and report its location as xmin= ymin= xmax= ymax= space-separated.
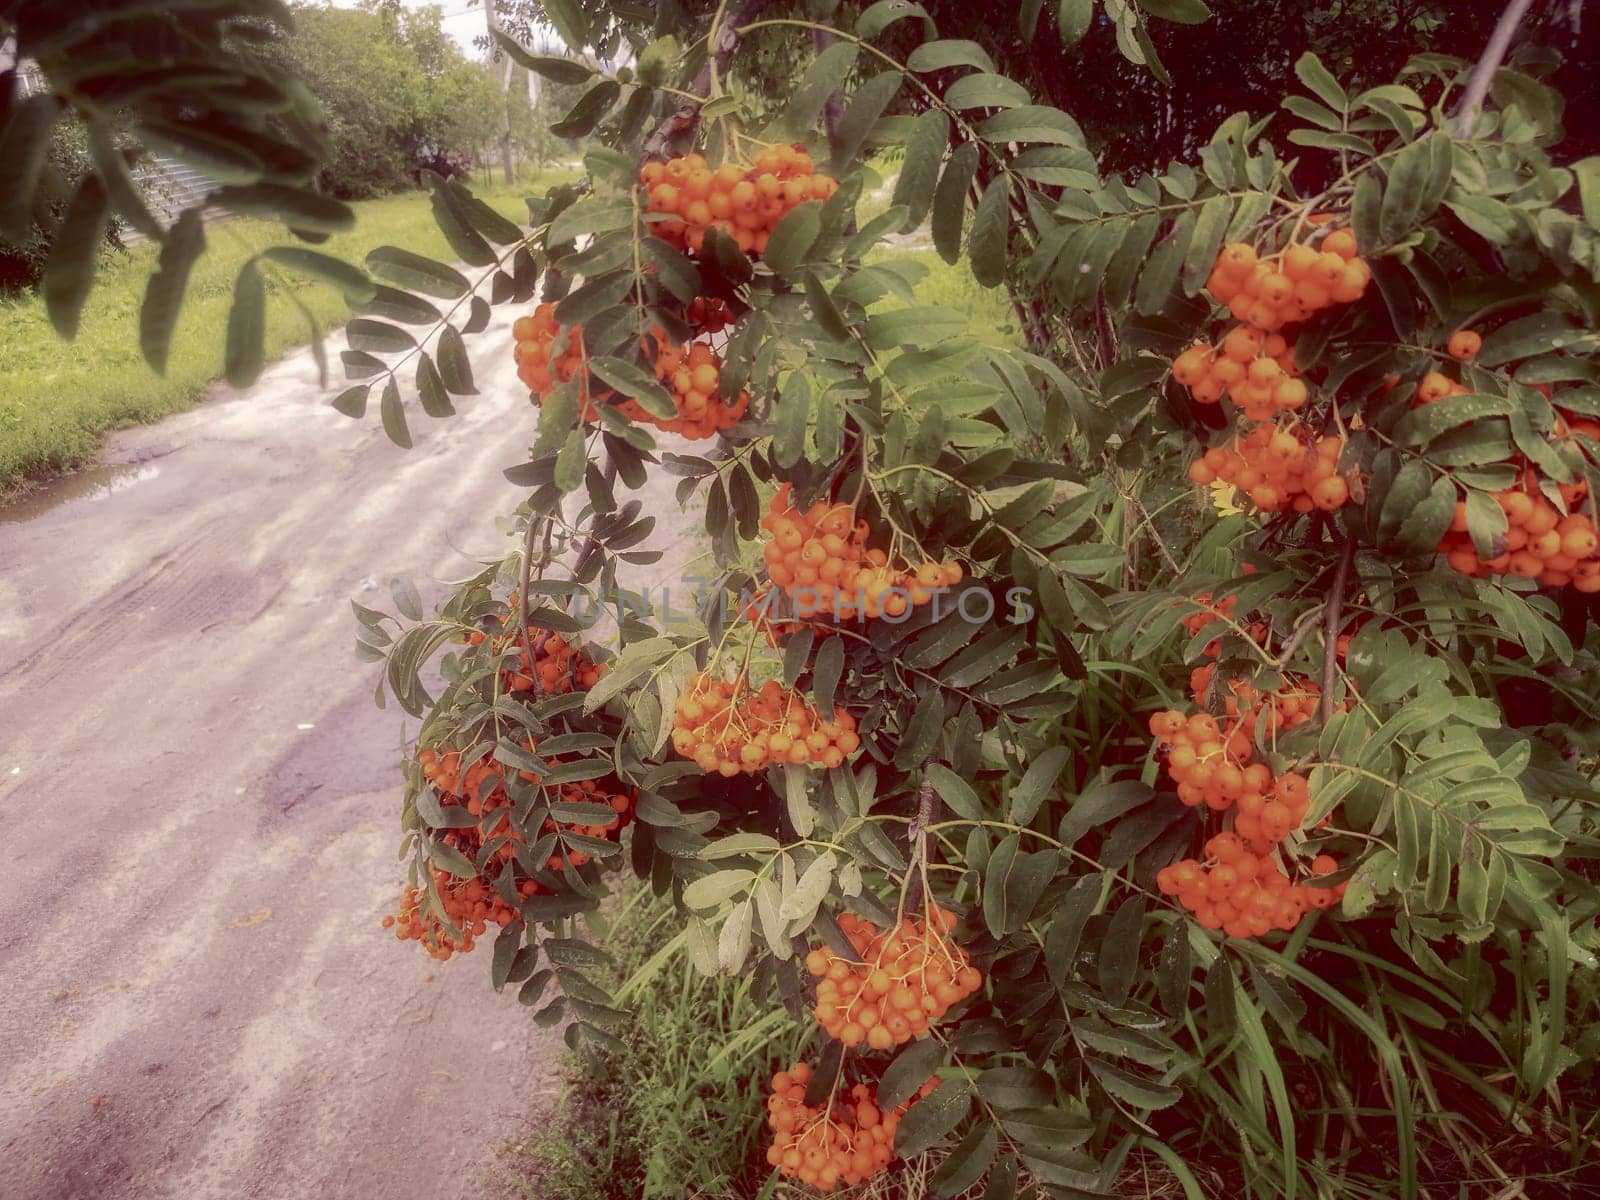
xmin=813 ymin=27 xmax=844 ymax=139
xmin=1452 ymin=0 xmax=1536 ymax=137
xmin=570 ymin=456 xmax=622 ymax=582
xmin=900 ymin=777 xmax=941 ymax=918
xmin=1320 ymin=537 xmax=1357 ymax=727
xmin=640 ymin=0 xmax=778 ymax=161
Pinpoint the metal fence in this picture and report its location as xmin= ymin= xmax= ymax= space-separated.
xmin=7 ymin=48 xmax=221 ymax=245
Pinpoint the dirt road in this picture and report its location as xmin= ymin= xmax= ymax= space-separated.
xmin=0 ymin=304 xmax=695 ymax=1200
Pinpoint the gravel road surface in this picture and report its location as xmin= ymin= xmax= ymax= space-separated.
xmin=0 ymin=303 xmax=694 ymax=1200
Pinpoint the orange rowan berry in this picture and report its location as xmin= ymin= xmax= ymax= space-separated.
xmin=1448 ymin=329 xmax=1482 ymax=360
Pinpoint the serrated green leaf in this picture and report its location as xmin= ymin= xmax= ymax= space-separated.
xmin=894 ymin=109 xmax=950 ymax=230
xmin=1044 ymin=874 xmax=1100 ymax=986
xmin=931 ymin=142 xmax=980 ymax=264
xmin=416 ymin=353 xmax=454 ymax=418
xmin=1008 ymin=746 xmax=1070 ymax=825
xmin=980 ymin=105 xmax=1084 ymax=146
xmin=263 ymin=245 xmax=375 ymax=302
xmin=1141 ymin=0 xmax=1211 ymax=22
xmin=896 ymin=1081 xmax=971 ymax=1157
xmin=683 ymin=868 xmax=754 ymax=910
xmin=774 ymin=372 xmax=811 ymax=468
xmin=436 ymin=325 xmax=477 ymax=395
xmin=969 ymin=177 xmax=1010 ymax=288
xmin=1181 ymin=194 xmax=1233 ymax=296
xmin=895 ymin=689 xmax=946 ymax=769
xmin=551 ymin=79 xmax=620 ymax=138
xmin=907 ymin=39 xmax=995 ymax=73
xmin=590 ymin=356 xmax=676 ymax=419
xmin=763 ymin=201 xmax=823 ymax=274
xmin=932 ymin=1121 xmax=997 ymax=1197
xmin=140 ymin=208 xmax=207 ymax=374
xmin=927 ymin=763 xmax=985 ymax=821
xmin=879 ymin=1038 xmax=948 ymax=1110
xmin=332 ymin=384 xmax=369 ymax=418
xmin=379 ymin=378 xmax=411 ymax=448
xmin=364 ymin=245 xmax=469 ymax=298
xmin=1381 ymin=134 xmax=1435 ymax=243
xmin=829 ymin=71 xmax=901 ymax=177
xmin=1294 ymin=51 xmax=1348 ymax=112
xmin=1393 ymin=474 xmax=1456 ymax=557
xmin=346 ymin=317 xmax=416 ymax=353
xmin=1099 ymin=895 xmax=1145 ymax=1006
xmin=491 ymin=31 xmax=594 ymax=83
xmin=1087 ymin=1057 xmax=1182 ymax=1109
xmin=224 ymin=259 xmax=266 ymax=387
xmin=1058 ymin=0 xmax=1093 ymax=45
xmin=1134 ymin=210 xmax=1195 ymax=313
xmin=812 ymin=636 xmax=844 ymax=715
xmin=1059 ymin=779 xmax=1155 ymax=847
xmin=43 ymin=174 xmax=109 ymax=339
xmin=777 ymin=41 xmax=858 ymax=139
xmin=946 ymin=73 xmax=1030 ymax=110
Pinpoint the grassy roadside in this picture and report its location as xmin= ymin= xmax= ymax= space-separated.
xmin=491 ymin=882 xmax=792 ymax=1200
xmin=0 ymin=168 xmax=576 ymax=496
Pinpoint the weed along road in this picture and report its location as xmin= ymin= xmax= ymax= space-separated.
xmin=0 ymin=302 xmax=695 ymax=1200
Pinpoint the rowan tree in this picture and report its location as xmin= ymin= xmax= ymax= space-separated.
xmin=6 ymin=0 xmax=1600 ymax=1195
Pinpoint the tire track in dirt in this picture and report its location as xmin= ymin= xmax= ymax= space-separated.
xmin=0 ymin=299 xmax=702 ymax=1200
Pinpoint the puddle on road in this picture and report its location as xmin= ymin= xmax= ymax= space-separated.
xmin=0 ymin=461 xmax=162 ymax=525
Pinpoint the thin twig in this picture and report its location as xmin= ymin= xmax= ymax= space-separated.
xmin=899 ymin=778 xmax=940 ymax=919
xmin=1117 ymin=475 xmax=1181 ymax=575
xmin=1320 ymin=537 xmax=1357 ymax=727
xmin=1274 ymin=603 xmax=1325 ymax=669
xmin=569 ymin=456 xmax=621 ymax=583
xmin=640 ymin=0 xmax=777 ymax=160
xmin=519 ymin=510 xmax=540 ymax=677
xmin=1452 ymin=0 xmax=1536 ymax=137
xmin=813 ymin=27 xmax=844 ymax=139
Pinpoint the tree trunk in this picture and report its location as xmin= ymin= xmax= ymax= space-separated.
xmin=484 ymin=0 xmax=516 ymax=183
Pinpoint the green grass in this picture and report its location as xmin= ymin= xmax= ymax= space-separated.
xmin=864 ymin=246 xmax=1021 ymax=348
xmin=0 ymin=168 xmax=576 ymax=495
xmin=494 ymin=882 xmax=794 ymax=1200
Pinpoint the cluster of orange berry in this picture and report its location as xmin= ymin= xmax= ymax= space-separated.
xmin=1173 ymin=326 xmax=1307 ymax=419
xmin=511 ymin=303 xmax=749 ymax=439
xmin=1387 ymin=334 xmax=1600 ymax=589
xmin=686 ymin=295 xmax=736 ymax=334
xmin=384 ymin=867 xmax=534 ymax=961
xmin=1205 ymin=232 xmax=1370 ymax=331
xmin=1157 ymin=833 xmax=1347 ymax=939
xmin=1412 ymin=368 xmax=1474 ymax=407
xmin=512 ymin=303 xmax=585 ymax=398
xmin=387 ymin=618 xmax=634 ymax=959
xmin=804 ymin=909 xmax=983 ymax=1049
xmin=1186 ymin=424 xmax=1350 ymax=513
xmin=419 ymin=738 xmax=632 ymax=861
xmin=1147 ymin=708 xmax=1315 ymax=846
xmin=761 ymin=483 xmax=964 ymax=621
xmin=1189 ymin=660 xmax=1321 ymax=738
xmin=1179 ymin=591 xmax=1250 ymax=656
xmin=626 ymin=335 xmax=749 ymax=438
xmin=765 ymin=1062 xmax=939 ymax=1192
xmin=641 ymin=144 xmax=838 ymax=258
xmin=740 ymin=584 xmax=815 ymax=647
xmin=1416 ymin=366 xmax=1600 ymax=588
xmin=1437 ymin=487 xmax=1600 ymax=591
xmin=385 ymin=771 xmax=632 ymax=960
xmin=1177 ymin=235 xmax=1367 ymax=518
xmin=468 ymin=610 xmax=607 ymax=695
xmin=671 ymin=673 xmax=861 ymax=774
